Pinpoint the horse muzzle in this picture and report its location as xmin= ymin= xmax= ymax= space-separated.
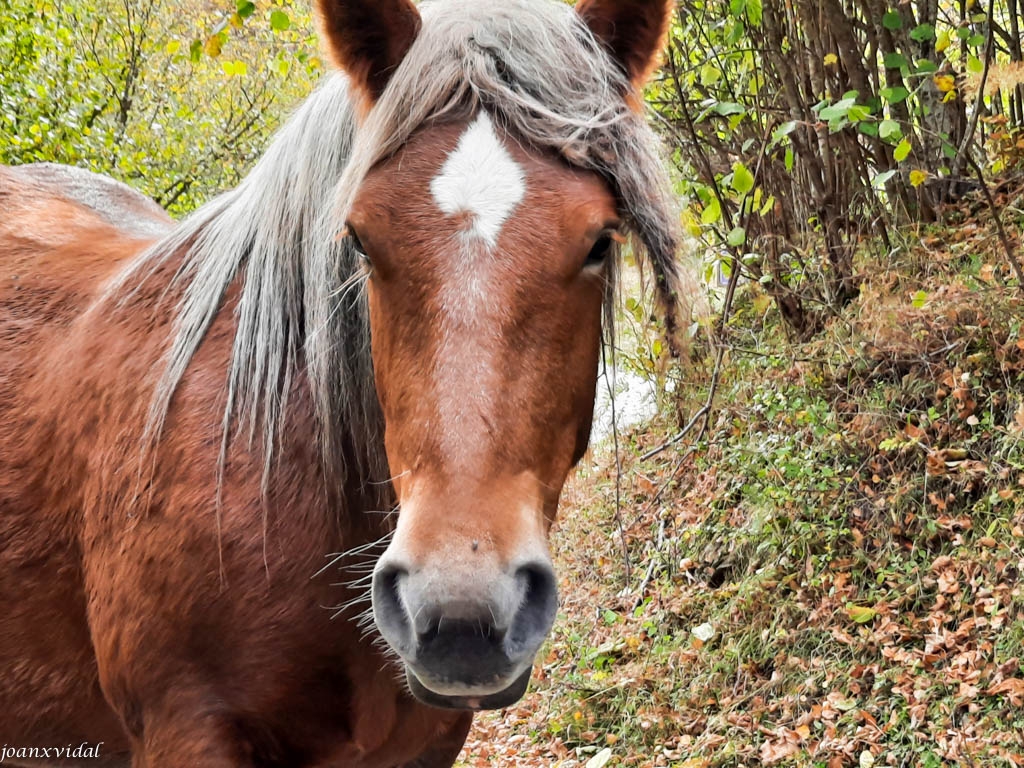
xmin=371 ymin=556 xmax=558 ymax=710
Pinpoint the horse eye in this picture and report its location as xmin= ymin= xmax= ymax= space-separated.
xmin=584 ymin=234 xmax=613 ymax=267
xmin=346 ymin=226 xmax=369 ymax=262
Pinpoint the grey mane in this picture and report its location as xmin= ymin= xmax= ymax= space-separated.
xmin=115 ymin=0 xmax=685 ymax=497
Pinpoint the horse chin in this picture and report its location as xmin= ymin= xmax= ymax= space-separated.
xmin=405 ymin=666 xmax=532 ymax=711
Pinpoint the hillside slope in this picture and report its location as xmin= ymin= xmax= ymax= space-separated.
xmin=459 ymin=190 xmax=1024 ymax=767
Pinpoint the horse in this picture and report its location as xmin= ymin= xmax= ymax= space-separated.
xmin=0 ymin=0 xmax=685 ymax=765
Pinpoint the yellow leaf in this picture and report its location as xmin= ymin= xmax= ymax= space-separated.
xmin=934 ymin=74 xmax=956 ymax=93
xmin=936 ymin=30 xmax=951 ymax=53
xmin=752 ymin=293 xmax=773 ymax=316
xmin=824 ymin=52 xmax=838 ymax=65
xmin=221 ymin=60 xmax=248 ymax=77
xmin=204 ymin=35 xmax=222 ymax=58
xmin=846 ymin=604 xmax=877 ymax=623
xmin=909 ymin=169 xmax=928 ymax=187
xmin=165 ymin=39 xmax=181 ymax=55
xmin=682 ymin=209 xmax=702 ymax=237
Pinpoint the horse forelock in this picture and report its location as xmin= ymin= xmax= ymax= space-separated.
xmin=114 ymin=0 xmax=687 ymax=501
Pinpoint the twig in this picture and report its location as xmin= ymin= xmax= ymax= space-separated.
xmin=641 ymin=258 xmax=742 ymax=461
xmin=634 ymin=516 xmax=667 ymax=608
xmin=640 ymin=408 xmax=708 ymax=461
xmin=964 ymin=153 xmax=1024 ymax=292
xmin=601 ymin=342 xmax=631 ymax=587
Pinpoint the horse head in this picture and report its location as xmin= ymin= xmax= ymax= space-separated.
xmin=320 ymin=0 xmax=681 ymax=710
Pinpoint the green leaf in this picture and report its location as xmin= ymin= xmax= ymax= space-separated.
xmin=912 ymin=290 xmax=928 ymax=308
xmin=271 ymin=56 xmax=291 ymax=77
xmin=849 ymin=104 xmax=872 ymax=122
xmin=968 ymin=33 xmax=985 ymax=47
xmin=270 ymin=10 xmax=291 ymax=31
xmin=914 ymin=59 xmax=939 ymax=74
xmin=859 ymin=121 xmax=879 ymax=137
xmin=700 ymin=63 xmax=722 ymax=85
xmin=873 ymin=169 xmax=897 ymax=188
xmin=713 ymin=101 xmax=746 ymax=116
xmin=942 ymin=141 xmax=958 ymax=160
xmin=732 ymin=161 xmax=755 ymax=194
xmin=879 ymin=118 xmax=901 ymax=140
xmin=910 ymin=23 xmax=935 ymax=42
xmin=745 ymin=0 xmax=763 ymax=26
xmin=879 ymin=86 xmax=910 ymax=104
xmin=967 ymin=55 xmax=983 ymax=74
xmin=785 ymin=146 xmax=794 ymax=172
xmin=819 ymin=96 xmax=856 ymax=121
xmin=883 ymin=52 xmax=908 ymax=69
xmin=882 ymin=10 xmax=902 ymax=30
xmin=701 ymin=198 xmax=722 ymax=225
xmin=235 ymin=0 xmax=255 ymax=18
xmin=893 ymin=138 xmax=912 ymax=162
xmin=727 ymin=226 xmax=747 ymax=247
xmin=773 ymin=120 xmax=798 ymax=141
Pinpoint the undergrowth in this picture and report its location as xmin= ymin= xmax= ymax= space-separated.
xmin=459 ymin=188 xmax=1024 ymax=767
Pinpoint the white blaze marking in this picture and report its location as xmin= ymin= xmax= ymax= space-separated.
xmin=430 ymin=112 xmax=526 ymax=248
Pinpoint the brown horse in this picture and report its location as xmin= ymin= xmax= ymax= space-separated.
xmin=0 ymin=0 xmax=684 ymax=765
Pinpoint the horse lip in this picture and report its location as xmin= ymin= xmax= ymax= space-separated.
xmin=405 ymin=666 xmax=532 ymax=711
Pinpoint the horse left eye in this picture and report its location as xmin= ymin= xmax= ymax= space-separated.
xmin=584 ymin=234 xmax=613 ymax=267
xmin=347 ymin=226 xmax=369 ymax=262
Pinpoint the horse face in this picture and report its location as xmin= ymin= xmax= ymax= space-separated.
xmin=347 ymin=117 xmax=616 ymax=708
xmin=319 ymin=0 xmax=674 ymax=709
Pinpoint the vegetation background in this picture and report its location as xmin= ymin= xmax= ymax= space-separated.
xmin=2 ymin=0 xmax=1024 ymax=765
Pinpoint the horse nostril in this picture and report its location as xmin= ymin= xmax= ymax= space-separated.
xmin=371 ymin=563 xmax=413 ymax=654
xmin=505 ymin=562 xmax=558 ymax=658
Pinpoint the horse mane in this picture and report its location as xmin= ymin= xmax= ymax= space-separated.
xmin=111 ymin=74 xmax=383 ymax=499
xmin=114 ymin=0 xmax=685 ymax=498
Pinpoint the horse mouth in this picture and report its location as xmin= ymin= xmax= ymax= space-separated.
xmin=405 ymin=666 xmax=532 ymax=711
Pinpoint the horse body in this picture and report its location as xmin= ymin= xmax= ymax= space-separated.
xmin=0 ymin=166 xmax=469 ymax=766
xmin=0 ymin=0 xmax=684 ymax=764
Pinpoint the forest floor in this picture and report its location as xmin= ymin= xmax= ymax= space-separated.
xmin=456 ymin=184 xmax=1024 ymax=767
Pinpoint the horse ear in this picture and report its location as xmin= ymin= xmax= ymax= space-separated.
xmin=576 ymin=0 xmax=673 ymax=86
xmin=316 ymin=0 xmax=421 ymax=104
